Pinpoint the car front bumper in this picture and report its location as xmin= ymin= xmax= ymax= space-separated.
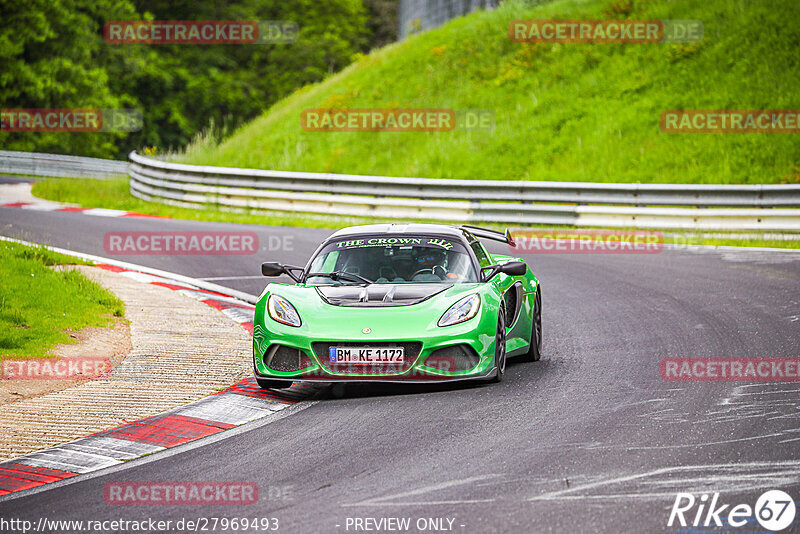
xmin=253 ymin=314 xmax=498 ymax=382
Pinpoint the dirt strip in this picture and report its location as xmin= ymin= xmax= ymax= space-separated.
xmin=0 ymin=266 xmax=252 ymax=461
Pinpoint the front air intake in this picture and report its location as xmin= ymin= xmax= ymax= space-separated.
xmin=425 ymin=345 xmax=481 ymax=372
xmin=265 ymin=345 xmax=309 ymax=372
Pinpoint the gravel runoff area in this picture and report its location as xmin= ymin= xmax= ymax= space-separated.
xmin=0 ymin=265 xmax=253 ymax=461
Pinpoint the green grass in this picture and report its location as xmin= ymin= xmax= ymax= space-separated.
xmin=0 ymin=241 xmax=125 ymax=359
xmin=31 ymin=177 xmax=799 ymax=249
xmin=181 ymin=0 xmax=800 ymax=185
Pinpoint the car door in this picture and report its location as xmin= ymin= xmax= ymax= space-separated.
xmin=474 ymin=237 xmax=532 ymax=354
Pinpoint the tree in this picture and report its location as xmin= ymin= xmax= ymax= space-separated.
xmin=0 ymin=0 xmax=373 ymax=158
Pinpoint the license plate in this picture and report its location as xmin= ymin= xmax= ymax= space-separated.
xmin=330 ymin=346 xmax=404 ymax=364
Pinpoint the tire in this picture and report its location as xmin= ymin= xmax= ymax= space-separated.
xmin=255 ymin=376 xmax=293 ymax=390
xmin=491 ymin=306 xmax=507 ymax=383
xmin=521 ymin=287 xmax=542 ymax=362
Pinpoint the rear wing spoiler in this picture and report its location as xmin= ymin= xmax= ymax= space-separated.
xmin=460 ymin=225 xmax=516 ymax=247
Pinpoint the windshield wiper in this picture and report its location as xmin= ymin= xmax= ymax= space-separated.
xmin=305 ymin=271 xmax=374 ymax=285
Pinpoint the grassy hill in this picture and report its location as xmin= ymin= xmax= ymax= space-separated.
xmin=184 ymin=0 xmax=799 ymax=184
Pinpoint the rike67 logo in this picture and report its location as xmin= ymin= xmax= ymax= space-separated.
xmin=668 ymin=490 xmax=796 ymax=531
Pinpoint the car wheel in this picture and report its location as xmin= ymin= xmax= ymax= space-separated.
xmin=521 ymin=287 xmax=542 ymax=362
xmin=255 ymin=376 xmax=293 ymax=390
xmin=491 ymin=306 xmax=507 ymax=383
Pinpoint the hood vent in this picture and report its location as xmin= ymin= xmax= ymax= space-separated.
xmin=316 ymin=283 xmax=451 ymax=307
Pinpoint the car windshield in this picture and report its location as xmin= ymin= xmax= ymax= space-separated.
xmin=306 ymin=235 xmax=478 ymax=284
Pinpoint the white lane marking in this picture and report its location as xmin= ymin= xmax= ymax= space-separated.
xmin=178 ymin=289 xmax=252 ymax=307
xmin=529 ymin=471 xmax=665 ymax=502
xmin=222 ymin=307 xmax=255 ymax=324
xmin=343 ymin=474 xmax=500 ymax=507
xmin=199 ymin=275 xmax=265 ymax=281
xmin=529 ymin=461 xmax=800 ymax=502
xmin=19 ymin=203 xmax=65 ymax=211
xmin=594 ymin=432 xmax=788 ymax=451
xmin=64 ymin=437 xmax=165 ymax=460
xmin=631 ymin=382 xmax=800 ymax=447
xmin=81 ymin=208 xmax=130 ymax=217
xmin=618 ymin=398 xmax=667 ymax=408
xmin=15 ymin=449 xmax=122 ymax=473
xmin=731 ymin=388 xmax=800 ymax=396
xmin=173 ymin=393 xmax=287 ymax=425
xmin=119 ymin=270 xmax=182 ymax=285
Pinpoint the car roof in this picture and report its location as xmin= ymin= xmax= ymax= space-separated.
xmin=327 ymin=223 xmax=467 ymax=240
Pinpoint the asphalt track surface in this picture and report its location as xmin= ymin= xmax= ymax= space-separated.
xmin=2 ymin=185 xmax=800 ymax=533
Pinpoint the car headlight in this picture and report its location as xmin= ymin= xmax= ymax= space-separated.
xmin=438 ymin=294 xmax=480 ymax=327
xmin=267 ymin=294 xmax=301 ymax=327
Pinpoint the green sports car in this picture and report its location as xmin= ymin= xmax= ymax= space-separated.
xmin=253 ymin=224 xmax=542 ymax=388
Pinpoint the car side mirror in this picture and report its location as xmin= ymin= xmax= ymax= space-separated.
xmin=261 ymin=262 xmax=304 ymax=283
xmin=481 ymin=261 xmax=528 ymax=282
xmin=261 ymin=262 xmax=285 ymax=276
xmin=500 ymin=261 xmax=527 ymax=276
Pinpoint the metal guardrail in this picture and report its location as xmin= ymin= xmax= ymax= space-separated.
xmin=127 ymin=151 xmax=800 ymax=230
xmin=0 ymin=150 xmax=128 ymax=178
